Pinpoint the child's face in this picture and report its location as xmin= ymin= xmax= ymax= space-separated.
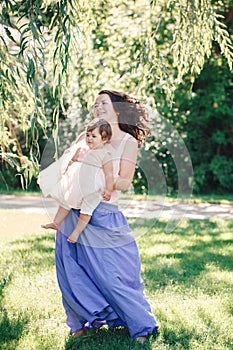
xmin=85 ymin=128 xmax=104 ymax=149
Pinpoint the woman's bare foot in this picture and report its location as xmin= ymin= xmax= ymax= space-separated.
xmin=41 ymin=222 xmax=58 ymax=230
xmin=71 ymin=328 xmax=86 ymax=337
xmin=136 ymin=336 xmax=147 ymax=343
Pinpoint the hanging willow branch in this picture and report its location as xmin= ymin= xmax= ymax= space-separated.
xmin=0 ymin=0 xmax=232 ymax=187
xmin=170 ymin=0 xmax=233 ymax=81
xmin=146 ymin=0 xmax=233 ymax=86
xmin=0 ymin=0 xmax=82 ymax=187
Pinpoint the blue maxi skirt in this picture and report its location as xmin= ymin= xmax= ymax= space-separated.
xmin=55 ymin=202 xmax=159 ymax=339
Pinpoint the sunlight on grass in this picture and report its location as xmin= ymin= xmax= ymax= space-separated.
xmin=196 ymin=263 xmax=233 ymax=293
xmin=136 ymin=218 xmax=233 ymax=349
xmin=0 ymin=209 xmax=51 ymax=243
xmin=149 ymin=291 xmax=233 ymax=349
xmin=0 ymin=230 xmax=66 ymax=350
xmin=0 ymin=218 xmax=232 ymax=349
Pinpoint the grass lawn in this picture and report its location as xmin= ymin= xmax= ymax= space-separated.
xmin=0 ymin=211 xmax=232 ymax=349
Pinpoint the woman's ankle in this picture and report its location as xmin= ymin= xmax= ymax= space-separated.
xmin=136 ymin=336 xmax=147 ymax=343
xmin=71 ymin=328 xmax=85 ymax=337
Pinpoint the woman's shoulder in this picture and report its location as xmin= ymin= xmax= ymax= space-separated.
xmin=123 ymin=133 xmax=138 ymax=149
xmin=104 ymin=132 xmax=137 ymax=156
xmin=116 ymin=132 xmax=137 ymax=146
xmin=125 ymin=133 xmax=137 ymax=143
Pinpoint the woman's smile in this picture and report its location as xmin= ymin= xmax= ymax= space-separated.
xmin=94 ymin=94 xmax=117 ymax=122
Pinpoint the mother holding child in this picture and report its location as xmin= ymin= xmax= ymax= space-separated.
xmin=38 ymin=90 xmax=159 ymax=343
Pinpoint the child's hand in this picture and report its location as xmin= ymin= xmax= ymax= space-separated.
xmin=67 ymin=229 xmax=79 ymax=243
xmin=64 ymin=158 xmax=76 ymax=173
xmin=102 ymin=189 xmax=112 ymax=201
xmin=67 ymin=236 xmax=77 ymax=243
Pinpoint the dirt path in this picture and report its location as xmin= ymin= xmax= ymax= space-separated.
xmin=1 ymin=194 xmax=233 ymax=220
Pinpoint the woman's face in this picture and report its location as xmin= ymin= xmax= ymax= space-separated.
xmin=94 ymin=94 xmax=118 ymax=123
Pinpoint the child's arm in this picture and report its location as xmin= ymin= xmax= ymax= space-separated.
xmin=67 ymin=213 xmax=91 ymax=243
xmin=65 ymin=146 xmax=87 ymax=172
xmin=66 ymin=147 xmax=81 ymax=168
xmin=102 ymin=153 xmax=114 ymax=201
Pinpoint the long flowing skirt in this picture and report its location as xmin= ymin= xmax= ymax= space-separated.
xmin=55 ymin=202 xmax=159 ymax=338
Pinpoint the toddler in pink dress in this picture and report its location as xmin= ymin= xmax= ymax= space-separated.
xmin=38 ymin=119 xmax=113 ymax=243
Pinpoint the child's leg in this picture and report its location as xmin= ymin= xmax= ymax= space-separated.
xmin=41 ymin=206 xmax=69 ymax=230
xmin=67 ymin=193 xmax=100 ymax=242
xmin=67 ymin=213 xmax=91 ymax=243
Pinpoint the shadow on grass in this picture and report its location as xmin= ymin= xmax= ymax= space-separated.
xmin=138 ymin=219 xmax=233 ymax=292
xmin=0 ymin=274 xmax=29 ymax=350
xmin=162 ymin=325 xmax=194 ymax=348
xmin=0 ymin=311 xmax=29 ymax=349
xmin=2 ymin=219 xmax=232 ymax=349
xmin=0 ymin=232 xmax=56 ymax=349
xmin=65 ymin=327 xmax=159 ymax=350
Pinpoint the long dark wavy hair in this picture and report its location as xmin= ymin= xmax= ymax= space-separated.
xmin=98 ymin=90 xmax=151 ymax=146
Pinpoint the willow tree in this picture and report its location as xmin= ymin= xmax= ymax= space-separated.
xmin=0 ymin=0 xmax=232 ymax=188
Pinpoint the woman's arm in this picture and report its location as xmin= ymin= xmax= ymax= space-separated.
xmin=114 ymin=137 xmax=138 ymax=192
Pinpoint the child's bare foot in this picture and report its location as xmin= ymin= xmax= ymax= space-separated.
xmin=41 ymin=222 xmax=58 ymax=230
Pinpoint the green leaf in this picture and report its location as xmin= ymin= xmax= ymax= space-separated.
xmin=3 ymin=26 xmax=17 ymax=43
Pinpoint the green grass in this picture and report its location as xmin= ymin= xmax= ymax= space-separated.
xmin=0 ymin=215 xmax=233 ymax=349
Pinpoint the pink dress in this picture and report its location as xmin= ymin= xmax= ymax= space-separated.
xmin=38 ymin=139 xmax=111 ymax=215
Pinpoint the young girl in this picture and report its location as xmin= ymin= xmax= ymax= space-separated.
xmin=38 ymin=118 xmax=113 ymax=243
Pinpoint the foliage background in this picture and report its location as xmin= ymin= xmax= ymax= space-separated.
xmin=0 ymin=0 xmax=233 ymax=194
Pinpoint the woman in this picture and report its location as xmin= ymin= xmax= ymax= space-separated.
xmin=55 ymin=90 xmax=159 ymax=342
